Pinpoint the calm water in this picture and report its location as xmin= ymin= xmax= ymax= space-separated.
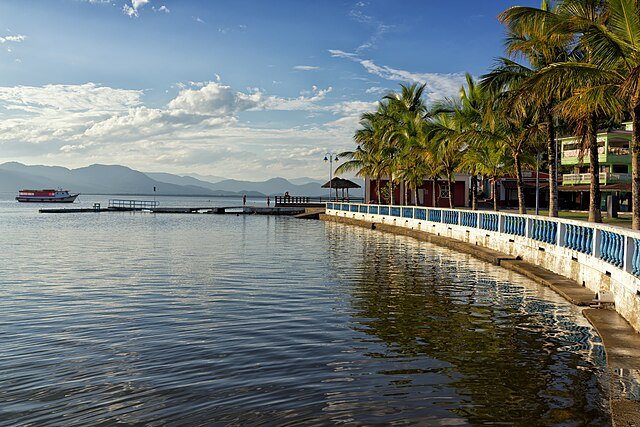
xmin=0 ymin=196 xmax=612 ymax=425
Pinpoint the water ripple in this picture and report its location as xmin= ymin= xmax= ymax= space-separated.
xmin=0 ymin=203 xmax=611 ymax=425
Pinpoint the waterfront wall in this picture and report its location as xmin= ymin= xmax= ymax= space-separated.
xmin=326 ymin=203 xmax=640 ymax=332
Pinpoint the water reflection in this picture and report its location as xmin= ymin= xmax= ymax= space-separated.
xmin=0 ymin=209 xmax=611 ymax=425
xmin=328 ymin=222 xmax=609 ymax=425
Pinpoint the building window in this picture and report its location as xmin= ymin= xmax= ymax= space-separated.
xmin=439 ymin=184 xmax=449 ymax=199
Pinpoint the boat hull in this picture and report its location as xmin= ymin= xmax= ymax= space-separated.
xmin=16 ymin=194 xmax=79 ymax=203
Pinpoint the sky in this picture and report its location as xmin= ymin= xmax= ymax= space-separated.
xmin=0 ymin=0 xmax=539 ymax=180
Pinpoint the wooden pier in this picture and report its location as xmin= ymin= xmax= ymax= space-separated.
xmin=40 ymin=202 xmax=312 ymax=216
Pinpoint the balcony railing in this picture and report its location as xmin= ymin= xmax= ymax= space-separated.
xmin=562 ymin=172 xmax=631 ymax=185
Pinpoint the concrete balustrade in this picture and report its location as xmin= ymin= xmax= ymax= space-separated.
xmin=326 ymin=202 xmax=640 ymax=332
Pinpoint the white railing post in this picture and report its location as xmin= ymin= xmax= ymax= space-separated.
xmin=593 ymin=228 xmax=602 ymax=258
xmin=557 ymin=221 xmax=566 ymax=247
xmin=525 ymin=217 xmax=532 ymax=239
xmin=498 ymin=213 xmax=504 ymax=233
xmin=624 ymin=235 xmax=634 ymax=274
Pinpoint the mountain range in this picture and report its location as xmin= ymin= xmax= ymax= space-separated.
xmin=0 ymin=162 xmax=363 ymax=197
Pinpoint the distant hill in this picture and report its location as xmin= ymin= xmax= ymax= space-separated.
xmin=0 ymin=162 xmax=261 ymax=196
xmin=0 ymin=162 xmax=364 ymax=197
xmin=184 ymin=172 xmax=226 ymax=184
xmin=287 ymin=177 xmax=324 ymax=185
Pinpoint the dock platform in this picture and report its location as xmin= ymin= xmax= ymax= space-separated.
xmin=40 ymin=205 xmax=313 ymax=216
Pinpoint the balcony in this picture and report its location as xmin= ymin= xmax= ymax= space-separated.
xmin=562 ymin=172 xmax=632 ymax=185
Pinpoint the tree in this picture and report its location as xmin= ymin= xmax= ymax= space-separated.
xmin=520 ymin=0 xmax=621 ymax=222
xmin=483 ymin=0 xmax=573 ymax=217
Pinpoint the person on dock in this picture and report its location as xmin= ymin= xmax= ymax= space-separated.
xmin=243 ymin=194 xmax=247 ymax=206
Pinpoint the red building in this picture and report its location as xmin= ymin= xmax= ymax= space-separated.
xmin=364 ymin=174 xmax=470 ymax=207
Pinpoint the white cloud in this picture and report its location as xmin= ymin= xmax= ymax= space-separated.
xmin=122 ymin=0 xmax=149 ymax=17
xmin=365 ymin=86 xmax=389 ymax=94
xmin=328 ymin=49 xmax=358 ymax=59
xmin=329 ymin=50 xmax=466 ymax=103
xmin=158 ymin=5 xmax=169 ymax=13
xmin=0 ymin=79 xmax=375 ymax=179
xmin=193 ymin=16 xmax=205 ymax=24
xmin=293 ymin=65 xmax=320 ymax=71
xmin=0 ymin=83 xmax=142 ymax=113
xmin=0 ymin=34 xmax=26 ymax=44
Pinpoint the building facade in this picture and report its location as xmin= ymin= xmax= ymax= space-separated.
xmin=364 ymin=174 xmax=470 ymax=207
xmin=558 ymin=123 xmax=632 ymax=211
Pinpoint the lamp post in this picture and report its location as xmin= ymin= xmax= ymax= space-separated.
xmin=324 ymin=152 xmax=339 ymax=201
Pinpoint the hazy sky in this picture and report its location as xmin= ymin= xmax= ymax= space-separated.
xmin=0 ymin=0 xmax=537 ymax=180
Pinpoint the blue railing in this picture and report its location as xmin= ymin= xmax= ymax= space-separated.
xmin=563 ymin=224 xmax=593 ymax=255
xmin=480 ymin=213 xmax=499 ymax=232
xmin=600 ymin=231 xmax=624 ymax=268
xmin=443 ymin=210 xmax=459 ymax=225
xmin=531 ymin=219 xmax=557 ymax=244
xmin=504 ymin=216 xmax=526 ymax=236
xmin=461 ymin=212 xmax=477 ymax=228
xmin=326 ymin=202 xmax=639 ymax=280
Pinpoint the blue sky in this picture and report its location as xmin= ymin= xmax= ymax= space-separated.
xmin=0 ymin=0 xmax=538 ymax=180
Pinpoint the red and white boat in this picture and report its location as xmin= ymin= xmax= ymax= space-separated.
xmin=16 ymin=189 xmax=79 ymax=203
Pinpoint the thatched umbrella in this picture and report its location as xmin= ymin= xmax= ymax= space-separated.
xmin=322 ymin=177 xmax=361 ymax=201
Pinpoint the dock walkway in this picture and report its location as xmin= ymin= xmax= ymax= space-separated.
xmin=40 ymin=205 xmax=310 ymax=215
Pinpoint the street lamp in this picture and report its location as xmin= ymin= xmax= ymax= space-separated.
xmin=324 ymin=152 xmax=339 ymax=201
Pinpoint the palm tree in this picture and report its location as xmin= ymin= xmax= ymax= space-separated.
xmin=426 ymin=112 xmax=465 ymax=209
xmin=384 ymin=83 xmax=428 ymax=205
xmin=461 ymin=138 xmax=513 ymax=211
xmin=561 ymin=0 xmax=640 ymax=228
xmin=483 ymin=0 xmax=573 ymax=218
xmin=479 ymin=90 xmax=544 ymax=214
xmin=519 ymin=0 xmax=620 ymax=223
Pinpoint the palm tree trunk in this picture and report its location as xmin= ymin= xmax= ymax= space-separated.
xmin=587 ymin=114 xmax=602 ymax=223
xmin=471 ymin=175 xmax=477 ymax=211
xmin=403 ymin=181 xmax=408 ymax=205
xmin=514 ymin=153 xmax=526 ymax=215
xmin=376 ymin=176 xmax=382 ymax=204
xmin=414 ymin=188 xmax=419 ymax=206
xmin=390 ymin=180 xmax=394 ymax=205
xmin=492 ymin=177 xmax=499 ymax=212
xmin=547 ymin=111 xmax=558 ymax=217
xmin=632 ymin=101 xmax=640 ymax=230
xmin=447 ymin=175 xmax=454 ymax=209
xmin=432 ymin=178 xmax=437 ymax=207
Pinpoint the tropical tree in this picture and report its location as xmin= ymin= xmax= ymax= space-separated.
xmin=461 ymin=138 xmax=513 ymax=211
xmin=482 ymin=0 xmax=573 ymax=218
xmin=519 ymin=0 xmax=621 ymax=223
xmin=384 ymin=83 xmax=428 ymax=205
xmin=426 ymin=111 xmax=465 ymax=209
